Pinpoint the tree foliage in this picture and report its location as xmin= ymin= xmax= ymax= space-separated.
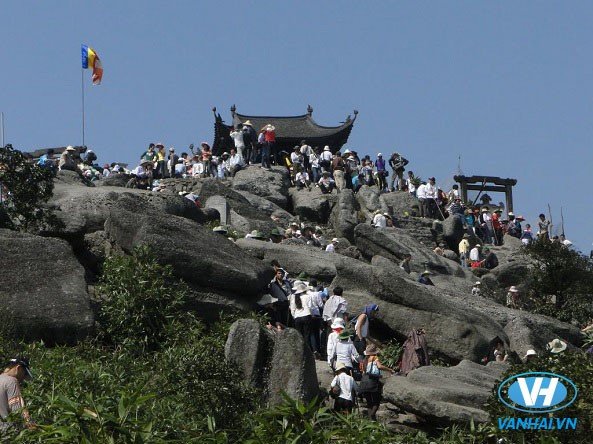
xmin=523 ymin=241 xmax=593 ymax=324
xmin=0 ymin=144 xmax=54 ymax=229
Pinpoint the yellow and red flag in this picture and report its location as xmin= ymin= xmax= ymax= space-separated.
xmin=81 ymin=44 xmax=103 ymax=85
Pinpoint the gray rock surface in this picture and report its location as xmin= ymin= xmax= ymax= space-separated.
xmin=0 ymin=229 xmax=94 ymax=343
xmin=289 ymin=187 xmax=337 ymax=223
xmin=380 ymin=191 xmax=420 ymax=217
xmin=442 ymin=215 xmax=465 ymax=251
xmin=95 ymin=173 xmax=130 ymax=187
xmin=383 ymin=360 xmax=508 ymax=424
xmin=355 ymin=185 xmax=386 ymax=220
xmin=329 ymin=189 xmax=359 ymax=241
xmin=232 ymin=166 xmax=291 ymax=209
xmin=225 ymin=319 xmax=319 ymax=405
xmin=105 ymin=195 xmax=272 ymax=297
xmin=235 ymin=189 xmax=297 ymax=228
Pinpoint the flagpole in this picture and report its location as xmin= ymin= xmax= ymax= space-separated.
xmin=1 ymin=112 xmax=4 ymax=147
xmin=81 ymin=68 xmax=85 ymax=148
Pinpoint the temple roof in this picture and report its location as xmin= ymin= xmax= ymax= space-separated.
xmin=212 ymin=105 xmax=357 ymax=154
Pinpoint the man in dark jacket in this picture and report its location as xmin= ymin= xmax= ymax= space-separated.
xmin=388 ymin=152 xmax=409 ymax=191
xmin=268 ymin=269 xmax=292 ymax=325
xmin=241 ymin=120 xmax=257 ymax=164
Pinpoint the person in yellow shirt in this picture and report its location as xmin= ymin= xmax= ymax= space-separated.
xmin=458 ymin=233 xmax=471 ymax=268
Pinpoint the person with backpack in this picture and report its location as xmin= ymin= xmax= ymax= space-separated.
xmin=289 ymin=282 xmax=314 ymax=349
xmin=330 ymin=363 xmax=358 ymax=414
xmin=359 ymin=344 xmax=396 ymax=420
xmin=388 ymin=151 xmax=409 ymax=191
xmin=241 ymin=120 xmax=257 ymax=164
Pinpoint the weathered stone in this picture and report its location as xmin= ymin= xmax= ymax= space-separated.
xmin=442 ymin=215 xmax=465 ymax=251
xmin=355 ymin=185 xmax=386 ymax=220
xmin=96 ymin=173 xmax=130 ymax=188
xmin=54 ymin=170 xmax=93 ymax=187
xmin=205 ymin=195 xmax=231 ymax=225
xmin=268 ymin=328 xmax=319 ymax=405
xmin=289 ymin=187 xmax=337 ymax=223
xmin=383 ymin=360 xmax=508 ymax=424
xmin=232 ymin=166 xmax=291 ymax=209
xmin=235 ymin=190 xmax=297 ymax=228
xmin=329 ymin=188 xmax=358 ymax=241
xmin=0 ymin=229 xmax=94 ymax=343
xmin=105 ymin=195 xmax=272 ymax=297
xmin=380 ymin=191 xmax=420 ymax=217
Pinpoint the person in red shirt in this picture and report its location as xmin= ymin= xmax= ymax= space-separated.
xmin=200 ymin=142 xmax=212 ymax=177
xmin=259 ymin=124 xmax=276 ymax=169
xmin=492 ymin=209 xmax=503 ymax=246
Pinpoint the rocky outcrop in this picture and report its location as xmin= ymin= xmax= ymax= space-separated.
xmin=289 ymin=188 xmax=337 ymax=223
xmin=232 ymin=166 xmax=291 ymax=209
xmin=380 ymin=191 xmax=420 ymax=217
xmin=355 ymin=185 xmax=386 ymax=220
xmin=225 ymin=319 xmax=319 ymax=405
xmin=95 ymin=173 xmax=130 ymax=187
xmin=442 ymin=215 xmax=465 ymax=251
xmin=383 ymin=360 xmax=508 ymax=424
xmin=105 ymin=195 xmax=272 ymax=298
xmin=329 ymin=189 xmax=359 ymax=241
xmin=0 ymin=229 xmax=94 ymax=343
xmin=354 ymin=223 xmax=467 ymax=278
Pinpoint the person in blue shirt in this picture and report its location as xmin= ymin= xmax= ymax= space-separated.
xmin=37 ymin=149 xmax=57 ymax=173
xmin=418 ymin=270 xmax=435 ymax=286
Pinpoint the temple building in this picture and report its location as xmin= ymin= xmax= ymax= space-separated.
xmin=212 ymin=105 xmax=357 ymax=155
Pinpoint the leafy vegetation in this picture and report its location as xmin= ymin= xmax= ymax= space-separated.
xmin=522 ymin=240 xmax=593 ymax=325
xmin=0 ymin=144 xmax=54 ymax=229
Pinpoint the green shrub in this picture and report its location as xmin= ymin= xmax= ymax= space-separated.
xmin=97 ymin=245 xmax=190 ymax=352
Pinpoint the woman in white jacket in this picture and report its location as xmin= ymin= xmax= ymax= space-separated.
xmin=289 ymin=282 xmax=314 ymax=351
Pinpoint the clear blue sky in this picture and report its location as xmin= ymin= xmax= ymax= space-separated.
xmin=2 ymin=1 xmax=591 ymax=252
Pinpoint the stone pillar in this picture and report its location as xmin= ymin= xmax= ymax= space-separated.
xmin=460 ymin=181 xmax=468 ymax=205
xmin=505 ymin=185 xmax=514 ymax=214
xmin=205 ymin=195 xmax=230 ymax=226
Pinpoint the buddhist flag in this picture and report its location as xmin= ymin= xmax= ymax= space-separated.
xmin=81 ymin=44 xmax=103 ymax=85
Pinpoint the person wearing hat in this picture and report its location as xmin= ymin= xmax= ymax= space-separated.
xmin=58 ymin=146 xmax=80 ymax=172
xmin=330 ymin=362 xmax=357 ymax=413
xmin=319 ymin=146 xmax=333 ymax=172
xmin=318 ymin=171 xmax=335 ymax=194
xmin=388 ymin=151 xmax=409 ymax=192
xmin=375 ymin=153 xmax=387 ymax=193
xmin=354 ymin=304 xmax=379 ymax=354
xmin=330 ymin=151 xmax=346 ymax=191
xmin=491 ymin=209 xmax=504 ymax=246
xmin=269 ymin=228 xmax=284 ymax=244
xmin=469 ymin=244 xmax=481 ymax=265
xmin=523 ymin=349 xmax=538 ymax=363
xmin=506 ymin=286 xmax=520 ymax=309
xmin=361 ymin=344 xmax=396 ymax=420
xmin=325 ymin=238 xmax=339 ymax=253
xmin=328 ymin=329 xmax=359 ymax=372
xmin=212 ymin=225 xmax=228 ymax=235
xmin=471 ymin=281 xmax=481 ymax=296
xmin=256 ymin=294 xmax=285 ymax=332
xmin=0 ymin=357 xmax=33 ymax=431
xmin=326 ymin=318 xmax=346 ymax=365
xmin=289 ymin=282 xmax=314 ymax=351
xmin=241 ymin=120 xmax=257 ymax=164
xmin=547 ymin=339 xmax=567 ymax=354
xmin=506 ymin=212 xmax=521 ymax=239
xmin=418 ymin=270 xmax=434 ymax=286
xmin=458 ymin=234 xmax=471 ymax=268
xmin=479 ymin=207 xmax=494 ymax=244
xmin=258 ymin=124 xmax=276 ymax=169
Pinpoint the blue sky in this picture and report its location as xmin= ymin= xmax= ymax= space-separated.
xmin=1 ymin=1 xmax=591 ymax=251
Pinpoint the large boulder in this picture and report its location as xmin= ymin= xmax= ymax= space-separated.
xmin=0 ymin=229 xmax=94 ymax=343
xmin=442 ymin=215 xmax=465 ymax=251
xmin=54 ymin=170 xmax=93 ymax=187
xmin=289 ymin=188 xmax=337 ymax=223
xmin=234 ymin=189 xmax=297 ymax=228
xmin=268 ymin=328 xmax=319 ymax=405
xmin=329 ymin=189 xmax=359 ymax=241
xmin=105 ymin=195 xmax=272 ymax=297
xmin=355 ymin=185 xmax=385 ymax=220
xmin=380 ymin=191 xmax=420 ymax=217
xmin=95 ymin=173 xmax=130 ymax=187
xmin=353 ymin=223 xmax=467 ymax=278
xmin=225 ymin=319 xmax=319 ymax=405
xmin=44 ymin=184 xmax=207 ymax=237
xmin=383 ymin=360 xmax=508 ymax=424
xmin=232 ymin=166 xmax=291 ymax=209
xmin=480 ymin=260 xmax=532 ymax=290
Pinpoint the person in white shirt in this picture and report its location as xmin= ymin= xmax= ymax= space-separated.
xmin=471 ymin=281 xmax=481 ymax=296
xmin=318 ymin=172 xmax=335 ymax=194
xmin=228 ymin=148 xmax=245 ymax=177
xmin=320 ymin=146 xmax=333 ymax=172
xmin=325 ymin=238 xmax=339 ymax=252
xmin=322 ymin=287 xmax=348 ymax=323
xmin=469 ymin=244 xmax=481 ymax=263
xmin=406 ymin=171 xmax=416 ymax=196
xmin=295 ymin=168 xmax=311 ymax=190
xmin=424 ymin=177 xmax=438 ymax=219
xmin=328 ymin=330 xmax=359 ymax=371
xmin=330 ymin=362 xmax=358 ymax=413
xmin=416 ymin=181 xmax=427 ymax=217
xmin=290 ymin=146 xmax=303 ymax=169
xmin=230 ymin=127 xmax=245 ymax=158
xmin=289 ymin=283 xmax=314 ymax=351
xmin=326 ymin=318 xmax=345 ymax=366
xmin=372 ymin=210 xmax=387 ymax=228
xmin=300 ymin=140 xmax=313 ymax=173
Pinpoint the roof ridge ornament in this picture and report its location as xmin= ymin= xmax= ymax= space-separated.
xmin=230 ymin=104 xmax=237 ymax=116
xmin=307 ymin=104 xmax=313 ymax=116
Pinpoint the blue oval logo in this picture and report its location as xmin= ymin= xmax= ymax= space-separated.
xmin=498 ymin=372 xmax=578 ymax=413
